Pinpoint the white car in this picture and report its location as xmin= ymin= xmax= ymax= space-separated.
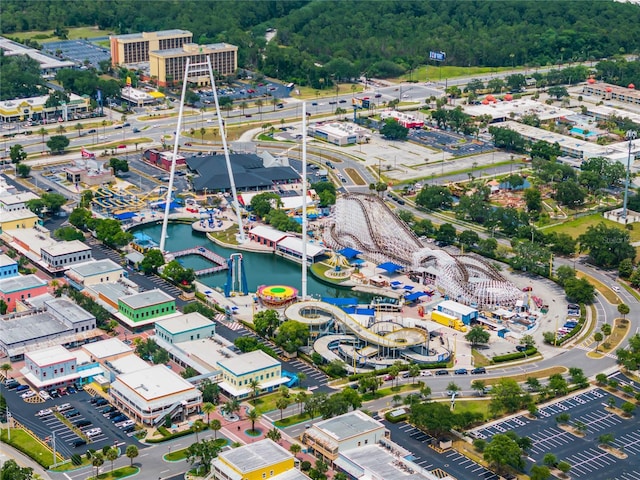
xmin=36 ymin=409 xmax=52 ymax=417
xmin=39 ymin=390 xmax=51 ymax=400
xmin=612 ymin=285 xmax=621 ymax=292
xmin=85 ymin=428 xmax=102 ymax=437
xmin=116 ymin=419 xmax=135 ymax=428
xmin=57 ymin=403 xmax=72 ymax=412
xmin=21 ymin=390 xmax=36 ymax=399
xmin=420 ymin=371 xmax=433 ymax=377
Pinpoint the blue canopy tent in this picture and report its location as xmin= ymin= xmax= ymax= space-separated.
xmin=377 ymin=262 xmax=404 ymax=274
xmin=113 ymin=211 xmax=136 ymax=221
xmin=404 ymin=285 xmax=415 ymax=291
xmin=322 ymin=297 xmax=358 ymax=307
xmin=405 ymin=291 xmax=427 ymax=302
xmin=338 ymin=247 xmax=361 ymax=259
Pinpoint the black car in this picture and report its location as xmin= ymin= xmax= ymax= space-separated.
xmin=48 ymin=389 xmax=59 ymax=398
xmin=435 ymin=370 xmax=449 ymax=376
xmin=471 ymin=367 xmax=486 ymax=374
xmin=87 ymin=129 xmax=97 ymax=134
xmin=515 ymin=345 xmax=528 ymax=352
xmin=102 ymin=406 xmax=117 ymax=414
xmin=72 ymin=439 xmax=87 ymax=448
xmin=95 ymin=398 xmax=108 ymax=407
xmin=109 ymin=411 xmax=122 ymax=419
xmin=122 ymin=425 xmax=136 ymax=434
xmin=74 ymin=420 xmax=92 ymax=428
xmin=64 ymin=409 xmax=80 ymax=418
xmin=111 ymin=414 xmax=127 ymax=423
xmin=454 ymin=368 xmax=468 ymax=375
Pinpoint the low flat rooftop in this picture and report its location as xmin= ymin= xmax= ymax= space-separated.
xmin=155 ymin=312 xmax=213 ymax=334
xmin=45 ymin=297 xmax=95 ymax=324
xmin=0 ymin=274 xmax=46 ymax=293
xmin=219 ymin=439 xmax=292 ymax=473
xmin=108 ymin=354 xmax=150 ymax=375
xmin=120 ymin=289 xmax=174 ymax=309
xmin=217 ymin=350 xmax=280 ymax=376
xmin=0 ymin=312 xmax=70 ymax=346
xmin=116 ymin=364 xmax=196 ymax=400
xmin=0 ymin=254 xmax=17 ymax=268
xmin=42 ymin=240 xmax=91 ymax=257
xmin=26 ymin=345 xmax=74 ymax=367
xmin=313 ymin=410 xmax=384 ymax=441
xmin=83 ymin=338 xmax=131 ymax=359
xmin=68 ymin=259 xmax=122 ymax=278
xmin=0 ymin=192 xmax=39 ymax=206
xmin=0 ymin=209 xmax=38 ymax=222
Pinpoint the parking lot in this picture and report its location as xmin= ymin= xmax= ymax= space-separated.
xmin=469 ymin=388 xmax=640 ymax=479
xmin=1 ymin=383 xmax=142 ymax=459
xmin=409 ymin=129 xmax=494 ymax=157
xmin=381 ymin=415 xmax=500 ymax=480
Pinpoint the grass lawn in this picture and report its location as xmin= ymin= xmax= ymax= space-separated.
xmin=397 ymin=65 xmax=513 ymax=82
xmin=471 ymin=349 xmax=491 ymax=368
xmin=453 ymin=399 xmax=492 ymax=420
xmin=87 ymin=466 xmax=139 ymax=480
xmin=0 ymin=429 xmax=64 ymax=468
xmin=253 ymin=390 xmax=304 ymax=415
xmin=484 ymin=366 xmax=567 ymax=386
xmin=208 ymin=225 xmax=239 ymax=245
xmin=345 ymin=167 xmax=367 ymax=186
xmin=274 ymin=412 xmax=312 ymax=427
xmin=164 ymin=438 xmax=226 ymax=461
xmin=590 ymin=318 xmax=630 ymax=358
xmin=9 ymin=26 xmax=112 ymax=42
xmin=542 ymin=213 xmax=640 ymax=242
xmin=50 ymin=457 xmax=91 ymax=472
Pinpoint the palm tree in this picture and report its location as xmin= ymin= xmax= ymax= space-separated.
xmin=266 ymin=428 xmax=281 ymax=443
xmin=392 ymin=394 xmax=402 ymax=406
xmin=192 ymin=419 xmax=206 ymax=442
xmin=240 ymin=101 xmax=248 ymax=115
xmin=75 ymin=123 xmax=83 ymax=137
xmin=0 ymin=363 xmax=12 ymax=381
xmin=106 ymin=447 xmax=118 ymax=473
xmin=210 ymin=419 xmax=221 ymax=440
xmin=290 ymin=443 xmax=301 ymax=458
xmin=125 ymin=445 xmax=138 ymax=466
xmin=295 ymin=391 xmax=308 ymax=415
xmin=223 ymin=398 xmax=240 ymax=417
xmin=200 ymin=127 xmax=206 ymax=143
xmin=255 ymin=99 xmax=263 ymax=119
xmin=101 ymin=119 xmax=107 ymax=137
xmin=272 ymin=97 xmax=280 ymax=111
xmin=276 ymin=395 xmax=290 ymax=420
xmin=92 ymin=452 xmax=104 ymax=478
xmin=38 ymin=127 xmax=47 ymax=146
xmin=247 ymin=408 xmax=260 ymax=434
xmin=248 ymin=378 xmax=261 ymax=405
xmin=202 ymin=402 xmax=215 ymax=423
xmin=297 ymin=372 xmax=307 ymax=386
xmin=56 ymin=125 xmax=65 ymax=134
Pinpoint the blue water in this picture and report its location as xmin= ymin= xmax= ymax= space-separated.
xmin=135 ymin=222 xmax=371 ymax=299
xmin=570 ymin=127 xmax=597 ymax=138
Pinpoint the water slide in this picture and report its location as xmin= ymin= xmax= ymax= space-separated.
xmin=285 ymin=300 xmax=428 ymax=349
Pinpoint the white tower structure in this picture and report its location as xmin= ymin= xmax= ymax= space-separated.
xmin=301 ymin=101 xmax=308 ymax=300
xmin=160 ymin=57 xmax=245 ymax=252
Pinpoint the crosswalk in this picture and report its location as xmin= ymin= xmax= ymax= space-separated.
xmin=573 ymin=343 xmax=617 ymax=358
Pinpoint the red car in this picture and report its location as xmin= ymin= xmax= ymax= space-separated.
xmin=522 ymin=286 xmax=532 ymax=292
xmin=117 ymin=144 xmax=126 ymax=149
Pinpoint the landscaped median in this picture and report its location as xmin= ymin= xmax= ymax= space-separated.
xmin=87 ymin=466 xmax=139 ymax=480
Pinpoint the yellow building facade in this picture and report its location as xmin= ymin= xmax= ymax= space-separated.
xmin=0 ymin=210 xmax=40 ymax=233
xmin=212 ymin=439 xmax=303 ymax=480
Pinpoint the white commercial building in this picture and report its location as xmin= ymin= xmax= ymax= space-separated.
xmin=216 ymin=350 xmax=287 ymax=399
xmin=308 ymin=122 xmax=370 ymax=146
xmin=41 ymin=240 xmax=92 ymax=271
xmin=66 ymin=259 xmax=124 ymax=287
xmin=21 ymin=345 xmax=103 ymax=389
xmin=110 ymin=364 xmax=202 ymax=426
xmin=302 ymin=410 xmax=388 ymax=463
xmin=0 ymin=192 xmax=40 ymax=212
xmin=154 ymin=312 xmax=216 ymax=344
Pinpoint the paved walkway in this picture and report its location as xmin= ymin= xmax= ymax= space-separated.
xmin=0 ymin=442 xmax=53 ymax=480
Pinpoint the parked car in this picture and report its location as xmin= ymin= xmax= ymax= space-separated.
xmin=66 ymin=386 xmax=76 ymax=394
xmin=116 ymin=419 xmax=135 ymax=428
xmin=36 ymin=409 xmax=52 ymax=417
xmin=57 ymin=403 xmax=72 ymax=412
xmin=48 ymin=389 xmax=59 ymax=399
xmin=5 ymin=380 xmax=19 ymax=389
xmin=454 ymin=368 xmax=468 ymax=375
xmin=16 ymin=384 xmax=30 ymax=392
xmin=39 ymin=390 xmax=51 ymax=400
xmin=122 ymin=425 xmax=136 ymax=434
xmin=109 ymin=411 xmax=123 ymax=419
xmin=85 ymin=428 xmax=102 ymax=437
xmin=384 ymin=375 xmax=395 ymax=381
xmin=471 ymin=367 xmax=486 ymax=374
xmin=435 ymin=370 xmax=449 ymax=376
xmin=515 ymin=345 xmax=528 ymax=352
xmin=72 ymin=439 xmax=87 ymax=448
xmin=75 ymin=420 xmax=92 ymax=428
xmin=420 ymin=370 xmax=433 ymax=377
xmin=21 ymin=390 xmax=36 ymax=399
xmin=95 ymin=398 xmax=108 ymax=406
xmin=64 ymin=409 xmax=80 ymax=418
xmin=111 ymin=414 xmax=127 ymax=423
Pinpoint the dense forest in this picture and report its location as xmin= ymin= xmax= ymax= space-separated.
xmin=2 ymin=0 xmax=640 ymax=84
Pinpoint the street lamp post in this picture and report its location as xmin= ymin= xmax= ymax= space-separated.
xmin=622 ymin=130 xmax=637 ymax=219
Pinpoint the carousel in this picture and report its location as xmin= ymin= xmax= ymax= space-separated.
xmin=256 ymin=284 xmax=299 ymax=308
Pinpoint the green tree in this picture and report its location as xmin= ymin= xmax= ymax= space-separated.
xmin=209 ymin=418 xmax=222 ymax=439
xmin=564 ymin=277 xmax=595 ymax=304
xmin=465 ymin=325 xmax=490 ymax=347
xmin=267 ymin=427 xmax=282 ymax=443
xmin=483 ymin=433 xmax=524 ymax=475
xmin=46 ymin=135 xmax=70 ymax=154
xmin=16 ymin=163 xmax=31 ymax=177
xmin=458 ymin=230 xmax=480 ymax=250
xmin=619 ymin=258 xmax=634 ymax=279
xmin=109 ymin=157 xmax=129 ymax=174
xmin=530 ymin=465 xmax=551 ymax=480
xmin=290 ymin=443 xmax=302 ymax=458
xmin=140 ymin=249 xmax=165 ymax=274
xmin=0 ymin=362 xmax=12 ymax=380
xmin=9 ymin=144 xmax=27 ymax=164
xmin=276 ymin=395 xmax=291 ymax=420
xmin=471 ymin=379 xmax=486 ymax=396
xmin=436 ymin=223 xmax=457 ymax=245
xmin=618 ymin=303 xmax=630 ymax=319
xmin=247 ymin=408 xmax=260 ymax=433
xmin=125 ymin=445 xmax=138 ymax=467
xmin=557 ymin=461 xmax=571 ymax=476
xmin=599 ymin=433 xmax=615 ymax=446
xmin=69 ymin=207 xmax=92 ymax=230
xmin=91 ymin=452 xmax=104 ymax=478
xmin=54 ymin=226 xmax=84 ymax=241
xmin=578 ymin=222 xmax=635 ymax=268
xmin=201 ymin=402 xmax=215 ymax=423
xmin=489 ymin=378 xmax=530 ymax=415
xmin=106 ymin=447 xmax=119 ymax=473
xmin=555 ymin=180 xmax=585 ymax=207
xmin=0 ymin=459 xmax=34 ymax=480
xmin=524 ymin=188 xmax=542 ymax=215
xmin=275 ymin=320 xmax=309 ymax=353
xmin=548 ymin=373 xmax=569 ymax=396
xmin=380 ymin=118 xmax=409 ymax=140
xmin=253 ymin=309 xmax=280 ymax=337
xmin=415 ymin=185 xmax=453 ymax=210
xmin=555 ymin=265 xmax=576 ymax=287
xmin=543 ymin=453 xmax=557 ymax=467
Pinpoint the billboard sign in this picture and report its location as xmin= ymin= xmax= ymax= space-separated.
xmin=429 ymin=51 xmax=446 ymax=62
